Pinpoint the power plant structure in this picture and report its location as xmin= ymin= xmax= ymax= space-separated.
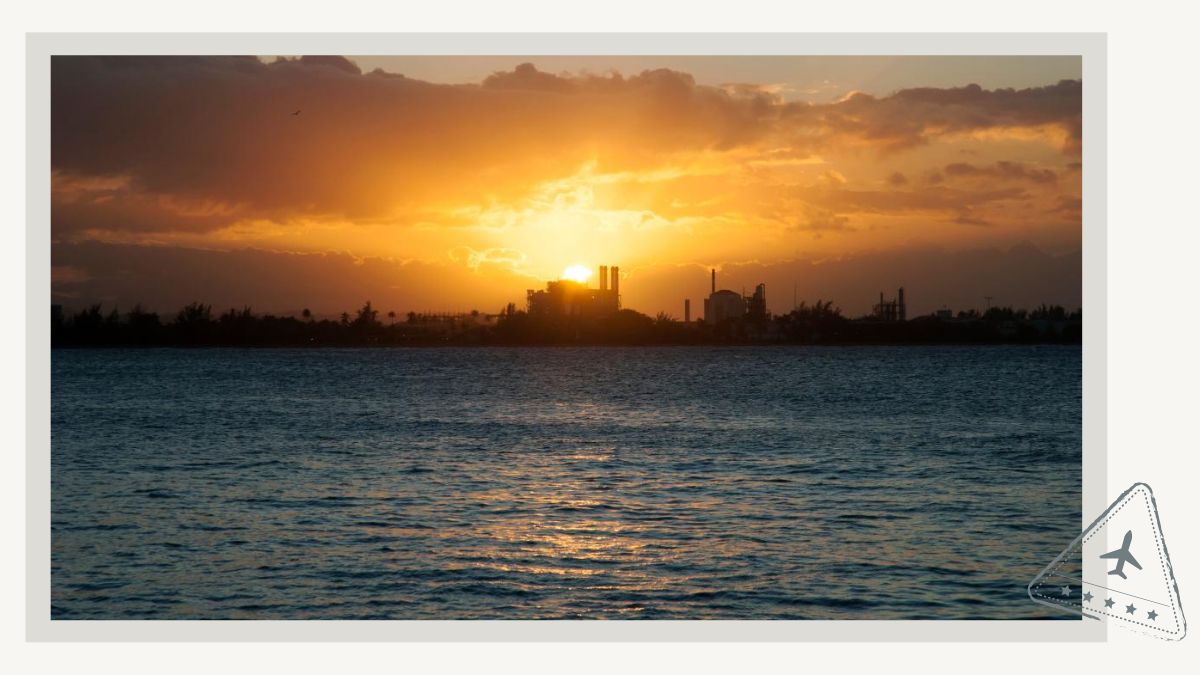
xmin=746 ymin=283 xmax=768 ymax=321
xmin=526 ymin=265 xmax=621 ymax=318
xmin=703 ymin=269 xmax=769 ymax=324
xmin=873 ymin=287 xmax=907 ymax=322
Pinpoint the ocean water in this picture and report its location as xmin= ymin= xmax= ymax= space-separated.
xmin=51 ymin=346 xmax=1081 ymax=620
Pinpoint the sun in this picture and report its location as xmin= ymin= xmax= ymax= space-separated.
xmin=560 ymin=264 xmax=592 ymax=284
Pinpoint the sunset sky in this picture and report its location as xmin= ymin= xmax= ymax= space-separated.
xmin=51 ymin=55 xmax=1082 ymax=317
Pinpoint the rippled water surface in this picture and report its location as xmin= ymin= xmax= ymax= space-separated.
xmin=52 ymin=346 xmax=1081 ymax=619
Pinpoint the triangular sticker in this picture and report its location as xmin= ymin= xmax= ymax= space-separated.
xmin=1029 ymin=483 xmax=1187 ymax=640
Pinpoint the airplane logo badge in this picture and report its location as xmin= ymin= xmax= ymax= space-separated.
xmin=1029 ymin=483 xmax=1187 ymax=640
xmin=1100 ymin=530 xmax=1142 ymax=580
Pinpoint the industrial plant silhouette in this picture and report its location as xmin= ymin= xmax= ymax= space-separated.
xmin=51 ymin=264 xmax=1080 ymax=347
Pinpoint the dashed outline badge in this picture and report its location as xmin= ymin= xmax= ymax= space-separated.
xmin=1029 ymin=483 xmax=1187 ymax=640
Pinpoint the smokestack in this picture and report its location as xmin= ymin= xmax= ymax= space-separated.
xmin=711 ymin=268 xmax=716 ymax=294
xmin=600 ymin=265 xmax=608 ymax=291
xmin=898 ymin=287 xmax=906 ymax=321
xmin=685 ymin=299 xmax=691 ymax=323
xmin=611 ymin=266 xmax=619 ymax=305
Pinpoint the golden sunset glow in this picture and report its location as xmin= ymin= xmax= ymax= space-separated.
xmin=560 ymin=264 xmax=593 ymax=284
xmin=51 ymin=55 xmax=1083 ymax=317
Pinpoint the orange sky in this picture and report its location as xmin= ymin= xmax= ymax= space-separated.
xmin=51 ymin=55 xmax=1082 ymax=317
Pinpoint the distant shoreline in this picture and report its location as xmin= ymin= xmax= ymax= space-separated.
xmin=51 ymin=340 xmax=1082 ymax=350
xmin=52 ymin=301 xmax=1080 ymax=349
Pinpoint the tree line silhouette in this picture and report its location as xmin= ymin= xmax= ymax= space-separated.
xmin=51 ymin=300 xmax=1081 ymax=347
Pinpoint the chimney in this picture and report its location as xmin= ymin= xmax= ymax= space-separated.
xmin=600 ymin=265 xmax=608 ymax=291
xmin=685 ymin=299 xmax=691 ymax=323
xmin=611 ymin=266 xmax=619 ymax=305
xmin=711 ymin=268 xmax=716 ymax=294
xmin=898 ymin=287 xmax=906 ymax=321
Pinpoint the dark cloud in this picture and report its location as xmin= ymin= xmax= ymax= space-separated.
xmin=52 ymin=173 xmax=240 ymax=235
xmin=52 ymin=57 xmax=1082 ymax=237
xmin=719 ymin=82 xmax=785 ymax=103
xmin=1053 ymin=195 xmax=1083 ymax=217
xmin=801 ymin=185 xmax=1029 ymax=214
xmin=788 ymin=80 xmax=1082 ymax=154
xmin=482 ymin=62 xmax=577 ymax=92
xmin=295 ymin=55 xmax=362 ymax=75
xmin=953 ymin=212 xmax=993 ymax=227
xmin=786 ymin=206 xmax=852 ymax=234
xmin=52 ymin=57 xmax=774 ymax=232
xmin=944 ymin=161 xmax=1057 ymax=184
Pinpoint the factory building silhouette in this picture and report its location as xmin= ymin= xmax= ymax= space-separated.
xmin=701 ymin=269 xmax=768 ymax=324
xmin=873 ymin=287 xmax=907 ymax=322
xmin=524 ymin=264 xmax=907 ymax=327
xmin=526 ymin=265 xmax=621 ymax=318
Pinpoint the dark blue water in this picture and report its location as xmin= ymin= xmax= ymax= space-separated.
xmin=51 ymin=346 xmax=1081 ymax=619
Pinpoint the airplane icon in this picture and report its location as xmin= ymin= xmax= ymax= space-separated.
xmin=1100 ymin=529 xmax=1143 ymax=580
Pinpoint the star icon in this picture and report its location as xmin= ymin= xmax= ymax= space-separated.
xmin=1083 ymin=591 xmax=1094 ymax=603
xmin=1147 ymin=610 xmax=1158 ymax=621
xmin=1060 ymin=585 xmax=1071 ymax=597
xmin=1104 ymin=597 xmax=1115 ymax=608
xmin=1126 ymin=603 xmax=1137 ymax=615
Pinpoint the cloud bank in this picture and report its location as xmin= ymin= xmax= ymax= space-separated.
xmin=51 ymin=56 xmax=1083 ymax=314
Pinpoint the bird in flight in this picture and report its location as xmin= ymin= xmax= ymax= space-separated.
xmin=291 ymin=110 xmax=302 ymax=116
